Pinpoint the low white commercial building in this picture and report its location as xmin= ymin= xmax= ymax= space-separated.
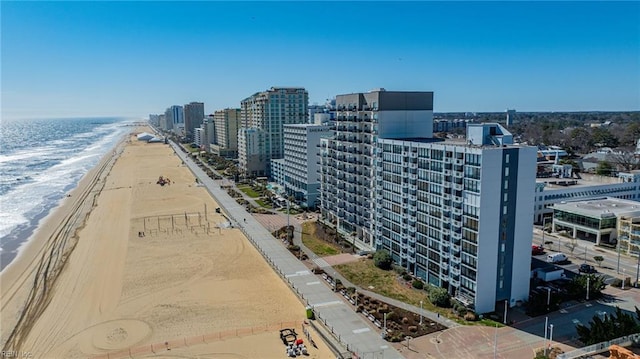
xmin=552 ymin=197 xmax=640 ymax=246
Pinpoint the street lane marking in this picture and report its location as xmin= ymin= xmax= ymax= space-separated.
xmin=560 ymin=309 xmax=568 ymax=313
xmin=306 ymin=281 xmax=321 ymax=285
xmin=572 ymin=319 xmax=581 ymax=324
xmin=353 ymin=328 xmax=371 ymax=334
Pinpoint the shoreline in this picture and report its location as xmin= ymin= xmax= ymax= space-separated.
xmin=0 ymin=131 xmax=131 ymax=349
xmin=0 ymin=132 xmax=131 ymax=273
xmin=1 ymin=129 xmax=333 ymax=358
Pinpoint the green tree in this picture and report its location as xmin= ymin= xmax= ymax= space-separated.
xmin=593 ymin=256 xmax=604 ymax=267
xmin=567 ymin=274 xmax=606 ymax=300
xmin=373 ymin=249 xmax=393 ymax=270
xmin=591 ymin=127 xmax=619 ymax=148
xmin=595 ymin=162 xmax=615 ymax=176
xmin=569 ymin=127 xmax=593 ymax=153
xmin=576 ymin=307 xmax=640 ymax=345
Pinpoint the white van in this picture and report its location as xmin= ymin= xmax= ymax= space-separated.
xmin=547 ymin=253 xmax=568 ymax=263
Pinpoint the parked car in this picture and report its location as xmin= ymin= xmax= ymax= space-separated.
xmin=532 ymin=245 xmax=545 ymax=255
xmin=547 ymin=253 xmax=568 ymax=263
xmin=579 ymin=264 xmax=597 ymax=274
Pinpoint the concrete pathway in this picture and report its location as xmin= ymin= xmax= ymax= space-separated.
xmin=171 ymin=144 xmax=403 ymax=359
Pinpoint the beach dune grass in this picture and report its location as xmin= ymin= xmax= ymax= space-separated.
xmin=301 ymin=222 xmax=340 ymax=257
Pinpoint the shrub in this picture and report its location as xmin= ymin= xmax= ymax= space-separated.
xmin=464 ymin=312 xmax=478 ymax=321
xmin=412 ymin=280 xmax=424 ymax=290
xmin=373 ymin=250 xmax=393 ymax=270
xmin=429 ymin=287 xmax=451 ymax=308
xmin=385 ymin=311 xmax=398 ymax=322
xmin=392 ymin=265 xmax=405 ymax=275
xmin=288 ymin=245 xmax=300 ymax=251
xmin=403 ymin=274 xmax=412 ymax=281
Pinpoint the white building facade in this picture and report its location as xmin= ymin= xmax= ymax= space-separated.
xmin=274 ymin=123 xmax=333 ymax=209
xmin=374 ymin=124 xmax=536 ymax=313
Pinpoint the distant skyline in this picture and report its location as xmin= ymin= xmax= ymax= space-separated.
xmin=2 ymin=1 xmax=639 ymax=120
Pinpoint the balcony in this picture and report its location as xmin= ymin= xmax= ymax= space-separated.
xmin=451 ymin=267 xmax=461 ymax=276
xmin=454 ymin=183 xmax=463 ymax=191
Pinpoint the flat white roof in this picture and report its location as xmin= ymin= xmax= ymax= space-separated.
xmin=553 ymin=197 xmax=640 ymax=218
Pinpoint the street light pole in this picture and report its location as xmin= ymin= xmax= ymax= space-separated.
xmin=549 ymin=324 xmax=554 ymax=351
xmin=544 ymin=317 xmax=549 ymax=356
xmin=546 ymin=288 xmax=551 ymax=311
xmin=503 ymin=299 xmax=508 ymax=324
xmin=383 ymin=313 xmax=387 ymax=338
xmin=542 ymin=217 xmax=546 ymax=247
xmin=586 ymin=276 xmax=590 ymax=300
xmin=584 ymin=245 xmax=587 ymax=264
xmin=617 ymin=244 xmax=621 ymax=274
xmin=420 ymin=301 xmax=423 ymax=325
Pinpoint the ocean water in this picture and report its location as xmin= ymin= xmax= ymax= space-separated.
xmin=0 ymin=117 xmax=134 ymax=271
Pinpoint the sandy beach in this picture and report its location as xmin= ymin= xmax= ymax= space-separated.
xmin=0 ymin=129 xmax=333 ymax=358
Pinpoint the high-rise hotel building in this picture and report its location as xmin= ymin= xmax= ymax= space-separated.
xmin=183 ymin=102 xmax=205 ymax=140
xmin=238 ymin=87 xmax=309 ymax=177
xmin=211 ymin=108 xmax=241 ymax=158
xmin=374 ymin=124 xmax=536 ymax=313
xmin=320 ymin=89 xmax=434 ymax=249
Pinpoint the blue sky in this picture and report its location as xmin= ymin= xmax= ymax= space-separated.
xmin=2 ymin=1 xmax=639 ymax=120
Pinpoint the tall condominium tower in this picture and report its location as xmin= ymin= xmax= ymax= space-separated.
xmin=238 ymin=87 xmax=309 ymax=177
xmin=271 ymin=123 xmax=334 ymax=209
xmin=164 ymin=105 xmax=184 ymax=134
xmin=374 ymin=123 xmax=536 ymax=313
xmin=184 ymin=102 xmax=205 ymax=140
xmin=213 ymin=108 xmax=241 ymax=157
xmin=319 ymin=89 xmax=434 ymax=249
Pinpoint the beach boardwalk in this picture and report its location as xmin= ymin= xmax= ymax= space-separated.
xmin=172 ymin=142 xmax=403 ymax=359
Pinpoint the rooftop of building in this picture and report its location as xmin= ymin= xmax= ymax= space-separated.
xmin=552 ymin=197 xmax=640 ymax=218
xmin=284 ymin=123 xmax=333 ymax=128
xmin=538 ymin=173 xmax=635 ymax=190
